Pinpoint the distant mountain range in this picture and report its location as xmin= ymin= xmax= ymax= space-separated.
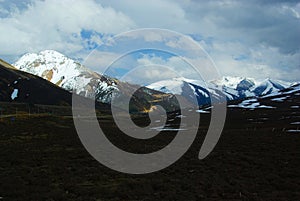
xmin=147 ymin=76 xmax=293 ymax=106
xmin=8 ymin=50 xmax=299 ymax=109
xmin=227 ymin=83 xmax=300 ymax=110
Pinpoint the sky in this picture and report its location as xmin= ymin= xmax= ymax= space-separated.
xmin=0 ymin=0 xmax=299 ymax=82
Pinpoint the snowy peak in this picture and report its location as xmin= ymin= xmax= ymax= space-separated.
xmin=147 ymin=77 xmax=213 ymax=106
xmin=13 ymin=50 xmax=93 ymax=86
xmin=147 ymin=77 xmax=183 ymax=94
xmin=236 ymin=78 xmax=255 ymax=91
xmin=0 ymin=60 xmax=74 ymax=105
xmin=13 ymin=50 xmax=117 ymax=103
xmin=211 ymin=76 xmax=257 ymax=89
xmin=147 ymin=77 xmax=202 ymax=95
xmin=253 ymin=78 xmax=289 ymax=96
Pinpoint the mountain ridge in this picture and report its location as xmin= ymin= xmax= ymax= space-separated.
xmin=147 ymin=76 xmax=293 ymax=105
xmin=12 ymin=50 xmax=296 ymax=108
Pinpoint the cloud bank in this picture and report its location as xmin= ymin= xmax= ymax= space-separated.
xmin=0 ymin=0 xmax=299 ymax=81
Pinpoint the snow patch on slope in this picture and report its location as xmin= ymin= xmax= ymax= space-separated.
xmin=11 ymin=89 xmax=18 ymax=100
xmin=228 ymin=98 xmax=275 ymax=109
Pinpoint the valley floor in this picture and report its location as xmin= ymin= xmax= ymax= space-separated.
xmin=0 ymin=105 xmax=300 ymax=201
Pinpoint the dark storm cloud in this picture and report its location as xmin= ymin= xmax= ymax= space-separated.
xmin=181 ymin=0 xmax=300 ymax=54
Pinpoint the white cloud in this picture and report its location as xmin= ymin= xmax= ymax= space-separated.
xmin=83 ymin=50 xmax=121 ymax=72
xmin=0 ymin=0 xmax=135 ymax=56
xmin=211 ymin=43 xmax=300 ymax=81
xmin=97 ymin=0 xmax=188 ymax=30
xmin=95 ymin=0 xmax=300 ymax=81
xmin=121 ymin=65 xmax=179 ymax=85
xmin=136 ymin=54 xmax=215 ymax=82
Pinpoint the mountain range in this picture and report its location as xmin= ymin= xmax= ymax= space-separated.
xmin=6 ymin=50 xmax=299 ymax=109
xmin=147 ymin=76 xmax=293 ymax=106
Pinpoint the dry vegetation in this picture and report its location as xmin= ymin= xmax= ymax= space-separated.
xmin=0 ymin=99 xmax=300 ymax=201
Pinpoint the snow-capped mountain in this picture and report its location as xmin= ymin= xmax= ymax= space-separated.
xmin=147 ymin=76 xmax=292 ymax=106
xmin=148 ymin=77 xmax=228 ymax=106
xmin=252 ymin=79 xmax=290 ymax=96
xmin=13 ymin=50 xmax=294 ymax=108
xmin=227 ymin=82 xmax=300 ymax=109
xmin=13 ymin=50 xmax=117 ymax=103
xmin=0 ymin=59 xmax=73 ymax=105
xmin=210 ymin=76 xmax=291 ymax=97
xmin=211 ymin=76 xmax=257 ymax=89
